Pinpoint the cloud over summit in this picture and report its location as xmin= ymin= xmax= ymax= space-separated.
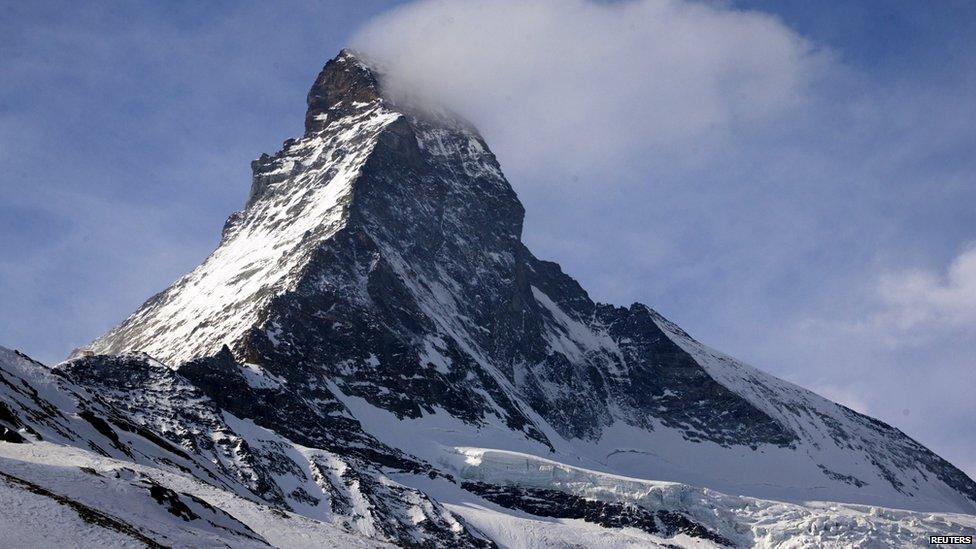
xmin=352 ymin=0 xmax=830 ymax=179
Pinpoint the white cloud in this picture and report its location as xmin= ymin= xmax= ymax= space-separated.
xmin=351 ymin=0 xmax=830 ymax=180
xmin=875 ymin=244 xmax=976 ymax=333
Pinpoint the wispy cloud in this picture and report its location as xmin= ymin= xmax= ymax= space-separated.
xmin=874 ymin=244 xmax=976 ymax=335
xmin=353 ymin=0 xmax=831 ymax=179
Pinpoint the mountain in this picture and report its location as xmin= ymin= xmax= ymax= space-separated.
xmin=2 ymin=50 xmax=974 ymax=547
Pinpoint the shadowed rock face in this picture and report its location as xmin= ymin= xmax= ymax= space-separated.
xmin=79 ymin=50 xmax=976 ymax=515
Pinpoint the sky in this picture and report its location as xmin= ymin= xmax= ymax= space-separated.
xmin=1 ymin=1 xmax=973 ymax=477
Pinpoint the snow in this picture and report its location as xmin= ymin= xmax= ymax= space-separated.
xmin=420 ymin=336 xmax=453 ymax=374
xmin=239 ymin=362 xmax=286 ymax=390
xmin=0 ymin=445 xmax=270 ymax=547
xmin=86 ymin=104 xmax=401 ymax=366
xmin=0 ymin=439 xmax=390 ymax=548
xmin=444 ymin=500 xmax=679 ymax=548
xmin=4 ymin=427 xmax=972 ymax=549
xmin=0 ymin=474 xmax=141 ymax=548
xmin=649 ymin=314 xmax=976 ymax=514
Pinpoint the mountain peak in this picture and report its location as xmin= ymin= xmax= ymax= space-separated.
xmin=78 ymin=49 xmax=976 ymax=519
xmin=305 ymin=49 xmax=384 ymax=133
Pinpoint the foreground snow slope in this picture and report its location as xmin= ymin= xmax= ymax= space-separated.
xmin=0 ymin=441 xmax=393 ymax=548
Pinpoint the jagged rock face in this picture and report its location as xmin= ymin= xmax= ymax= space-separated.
xmin=79 ymin=50 xmax=976 ymax=515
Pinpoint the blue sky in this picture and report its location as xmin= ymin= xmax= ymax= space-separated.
xmin=2 ymin=1 xmax=974 ymax=476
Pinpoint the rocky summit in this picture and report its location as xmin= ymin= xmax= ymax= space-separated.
xmin=2 ymin=50 xmax=975 ymax=548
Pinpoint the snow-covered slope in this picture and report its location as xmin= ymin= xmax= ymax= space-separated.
xmin=4 ymin=346 xmax=973 ymax=548
xmin=84 ymin=59 xmax=401 ymax=366
xmin=0 ymin=346 xmax=491 ymax=547
xmin=0 ymin=448 xmax=271 ymax=549
xmin=3 ymin=49 xmax=973 ymax=546
xmin=0 ymin=441 xmax=392 ymax=549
